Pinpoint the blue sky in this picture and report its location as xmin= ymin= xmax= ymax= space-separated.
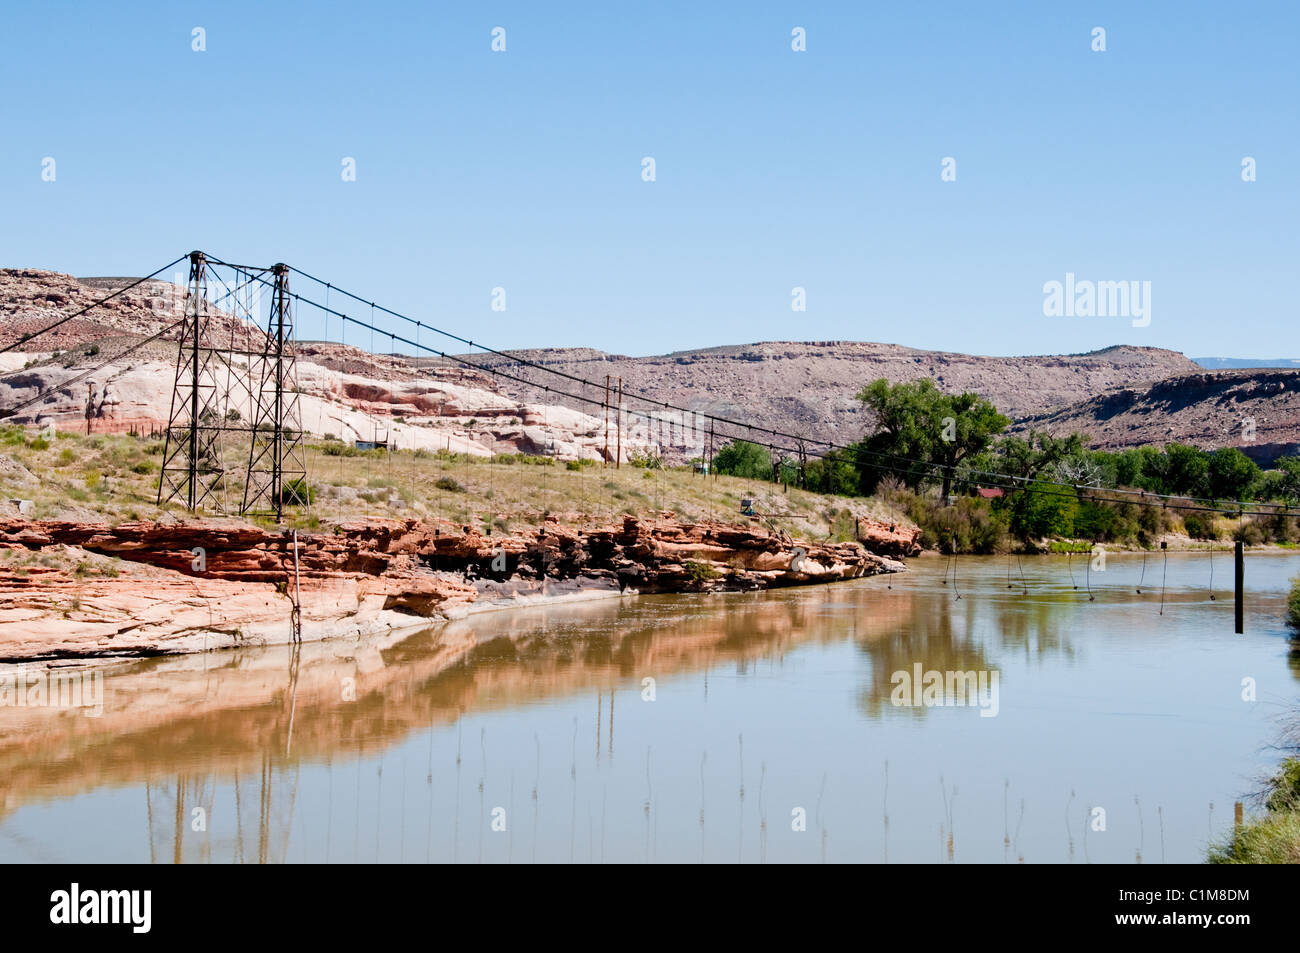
xmin=1 ymin=1 xmax=1295 ymax=358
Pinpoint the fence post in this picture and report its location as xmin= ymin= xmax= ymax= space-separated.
xmin=1234 ymin=540 xmax=1244 ymax=634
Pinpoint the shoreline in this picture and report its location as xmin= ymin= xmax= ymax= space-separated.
xmin=0 ymin=513 xmax=912 ymax=665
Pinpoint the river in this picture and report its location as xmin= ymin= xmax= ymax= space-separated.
xmin=2 ymin=551 xmax=1297 ymax=863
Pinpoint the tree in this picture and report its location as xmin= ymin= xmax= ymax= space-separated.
xmin=1162 ymin=444 xmax=1210 ymax=497
xmin=712 ymin=440 xmax=772 ymax=480
xmin=1112 ymin=447 xmax=1162 ymax=489
xmin=993 ymin=431 xmax=1084 ymax=484
xmin=1275 ymin=457 xmax=1300 ymax=504
xmin=805 ymin=449 xmax=859 ymax=496
xmin=854 ymin=378 xmax=1009 ymax=501
xmin=853 ymin=379 xmax=940 ymax=492
xmin=1010 ymin=480 xmax=1077 ymax=539
xmin=1206 ymin=447 xmax=1260 ymax=501
xmin=931 ymin=392 xmax=1011 ymax=502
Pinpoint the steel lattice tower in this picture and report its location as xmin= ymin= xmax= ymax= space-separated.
xmin=241 ymin=263 xmax=307 ymax=521
xmin=158 ymin=251 xmax=228 ymax=511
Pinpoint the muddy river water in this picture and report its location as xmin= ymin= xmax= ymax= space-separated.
xmin=2 ymin=552 xmax=1297 ymax=863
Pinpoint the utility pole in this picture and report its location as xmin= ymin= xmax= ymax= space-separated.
xmin=615 ymin=377 xmax=622 ymax=469
xmin=603 ymin=374 xmax=611 ymax=467
xmin=709 ymin=420 xmax=715 ymax=481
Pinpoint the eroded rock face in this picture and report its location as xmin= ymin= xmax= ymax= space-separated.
xmin=0 ymin=514 xmax=907 ymax=660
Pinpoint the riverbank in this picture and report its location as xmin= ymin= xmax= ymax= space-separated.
xmin=0 ymin=513 xmax=909 ymax=661
xmin=1209 ymin=576 xmax=1300 ymax=863
xmin=1209 ymin=757 xmax=1300 ymax=863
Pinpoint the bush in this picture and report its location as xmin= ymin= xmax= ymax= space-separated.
xmin=435 ymin=476 xmax=465 ymax=493
xmin=1234 ymin=519 xmax=1266 ymax=546
xmin=683 ymin=560 xmax=721 ymax=583
xmin=279 ymin=478 xmax=313 ymax=506
xmin=1287 ymin=575 xmax=1300 ymax=632
xmin=628 ymin=449 xmax=663 ymax=469
xmin=927 ymin=496 xmax=1008 ymax=554
xmin=1209 ymin=757 xmax=1300 ymax=864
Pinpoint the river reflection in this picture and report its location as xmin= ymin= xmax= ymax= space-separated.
xmin=1 ymin=553 xmax=1297 ymax=863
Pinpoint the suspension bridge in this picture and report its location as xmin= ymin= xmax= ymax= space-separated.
xmin=0 ymin=249 xmax=1289 ymax=632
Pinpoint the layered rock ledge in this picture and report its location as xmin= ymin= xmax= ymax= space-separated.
xmin=0 ymin=514 xmax=911 ymax=661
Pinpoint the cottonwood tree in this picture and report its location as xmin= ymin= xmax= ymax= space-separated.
xmin=854 ymin=378 xmax=1008 ymax=502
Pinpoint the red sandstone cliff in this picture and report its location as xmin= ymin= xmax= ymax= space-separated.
xmin=0 ymin=514 xmax=911 ymax=660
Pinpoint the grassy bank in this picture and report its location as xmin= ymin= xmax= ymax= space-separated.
xmin=1208 ymin=574 xmax=1300 ymax=863
xmin=0 ymin=425 xmax=905 ymax=542
xmin=876 ymin=479 xmax=1299 ymax=555
xmin=1208 ymin=758 xmax=1300 ymax=863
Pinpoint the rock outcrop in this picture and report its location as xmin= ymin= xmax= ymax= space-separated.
xmin=0 ymin=513 xmax=906 ymax=660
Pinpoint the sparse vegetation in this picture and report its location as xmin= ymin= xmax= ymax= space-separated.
xmin=1209 ymin=757 xmax=1300 ymax=864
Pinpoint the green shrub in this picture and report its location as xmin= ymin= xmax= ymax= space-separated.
xmin=435 ymin=476 xmax=465 ymax=493
xmin=1287 ymin=575 xmax=1300 ymax=632
xmin=279 ymin=478 xmax=313 ymax=506
xmin=683 ymin=560 xmax=721 ymax=583
xmin=1209 ymin=757 xmax=1300 ymax=864
xmin=321 ymin=442 xmax=359 ymax=457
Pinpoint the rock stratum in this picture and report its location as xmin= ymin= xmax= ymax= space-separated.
xmin=455 ymin=341 xmax=1204 ymax=447
xmin=0 ymin=514 xmax=913 ymax=661
xmin=1019 ymin=369 xmax=1300 ymax=463
xmin=6 ymin=267 xmax=1296 ymax=463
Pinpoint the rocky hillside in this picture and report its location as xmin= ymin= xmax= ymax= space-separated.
xmin=452 ymin=341 xmax=1202 ymax=448
xmin=1019 ymin=369 xmax=1300 ymax=463
xmin=0 ymin=269 xmax=654 ymax=461
xmin=5 ymin=266 xmax=1296 ymax=461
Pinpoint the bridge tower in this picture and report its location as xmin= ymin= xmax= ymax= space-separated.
xmin=241 ymin=263 xmax=307 ymax=521
xmin=158 ymin=251 xmax=228 ymax=511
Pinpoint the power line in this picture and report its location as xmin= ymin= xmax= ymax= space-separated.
xmin=0 ymin=255 xmax=189 ymax=353
xmin=219 ymin=259 xmax=1293 ymax=519
xmin=0 ymin=267 xmax=268 ymax=422
xmin=0 ymin=318 xmax=184 ymax=421
xmin=276 ymin=260 xmax=1294 ymax=515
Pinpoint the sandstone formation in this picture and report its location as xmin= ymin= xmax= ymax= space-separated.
xmin=4 ymin=267 xmax=1272 ymax=467
xmin=0 ymin=269 xmax=655 ymax=462
xmin=0 ymin=513 xmax=908 ymax=661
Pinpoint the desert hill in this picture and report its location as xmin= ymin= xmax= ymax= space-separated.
xmin=2 ymin=267 xmax=1296 ymax=463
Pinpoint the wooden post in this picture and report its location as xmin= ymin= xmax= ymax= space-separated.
xmin=1234 ymin=540 xmax=1244 ymax=634
xmin=709 ymin=420 xmax=715 ymax=480
xmin=603 ymin=375 xmax=610 ymax=467
xmin=615 ymin=377 xmax=622 ymax=469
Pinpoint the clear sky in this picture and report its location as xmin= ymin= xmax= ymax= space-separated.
xmin=1 ymin=1 xmax=1295 ymax=359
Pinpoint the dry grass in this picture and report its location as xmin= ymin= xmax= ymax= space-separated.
xmin=0 ymin=425 xmax=910 ymax=541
